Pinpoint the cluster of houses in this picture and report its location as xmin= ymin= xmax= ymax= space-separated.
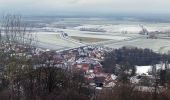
xmin=0 ymin=42 xmax=117 ymax=88
xmin=17 ymin=45 xmax=118 ymax=88
xmin=57 ymin=46 xmax=117 ymax=88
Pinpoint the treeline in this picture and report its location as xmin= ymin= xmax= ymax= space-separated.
xmin=80 ymin=28 xmax=106 ymax=32
xmin=103 ymin=47 xmax=170 ymax=74
xmin=0 ymin=66 xmax=90 ymax=100
xmin=93 ymin=84 xmax=170 ymax=100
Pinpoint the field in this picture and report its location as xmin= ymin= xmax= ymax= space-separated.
xmin=105 ymin=38 xmax=170 ymax=53
xmin=70 ymin=36 xmax=110 ymax=43
xmin=35 ymin=32 xmax=79 ymax=50
xmin=32 ymin=18 xmax=170 ymax=53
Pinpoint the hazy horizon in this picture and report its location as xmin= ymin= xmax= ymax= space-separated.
xmin=1 ymin=0 xmax=170 ymax=17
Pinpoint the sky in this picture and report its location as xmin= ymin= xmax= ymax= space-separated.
xmin=0 ymin=0 xmax=170 ymax=16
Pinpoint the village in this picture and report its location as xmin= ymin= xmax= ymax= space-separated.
xmin=1 ymin=40 xmax=169 ymax=93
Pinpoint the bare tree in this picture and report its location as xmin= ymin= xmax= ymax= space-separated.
xmin=1 ymin=14 xmax=37 ymax=47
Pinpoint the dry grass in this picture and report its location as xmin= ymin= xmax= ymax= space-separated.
xmin=70 ymin=36 xmax=110 ymax=43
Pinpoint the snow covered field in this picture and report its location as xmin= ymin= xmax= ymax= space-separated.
xmin=136 ymin=66 xmax=152 ymax=75
xmin=33 ymin=18 xmax=170 ymax=52
xmin=35 ymin=32 xmax=81 ymax=50
xmin=104 ymin=38 xmax=170 ymax=53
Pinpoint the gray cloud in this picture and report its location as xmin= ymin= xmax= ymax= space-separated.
xmin=0 ymin=0 xmax=170 ymax=16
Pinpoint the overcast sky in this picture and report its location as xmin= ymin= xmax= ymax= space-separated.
xmin=0 ymin=0 xmax=170 ymax=16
